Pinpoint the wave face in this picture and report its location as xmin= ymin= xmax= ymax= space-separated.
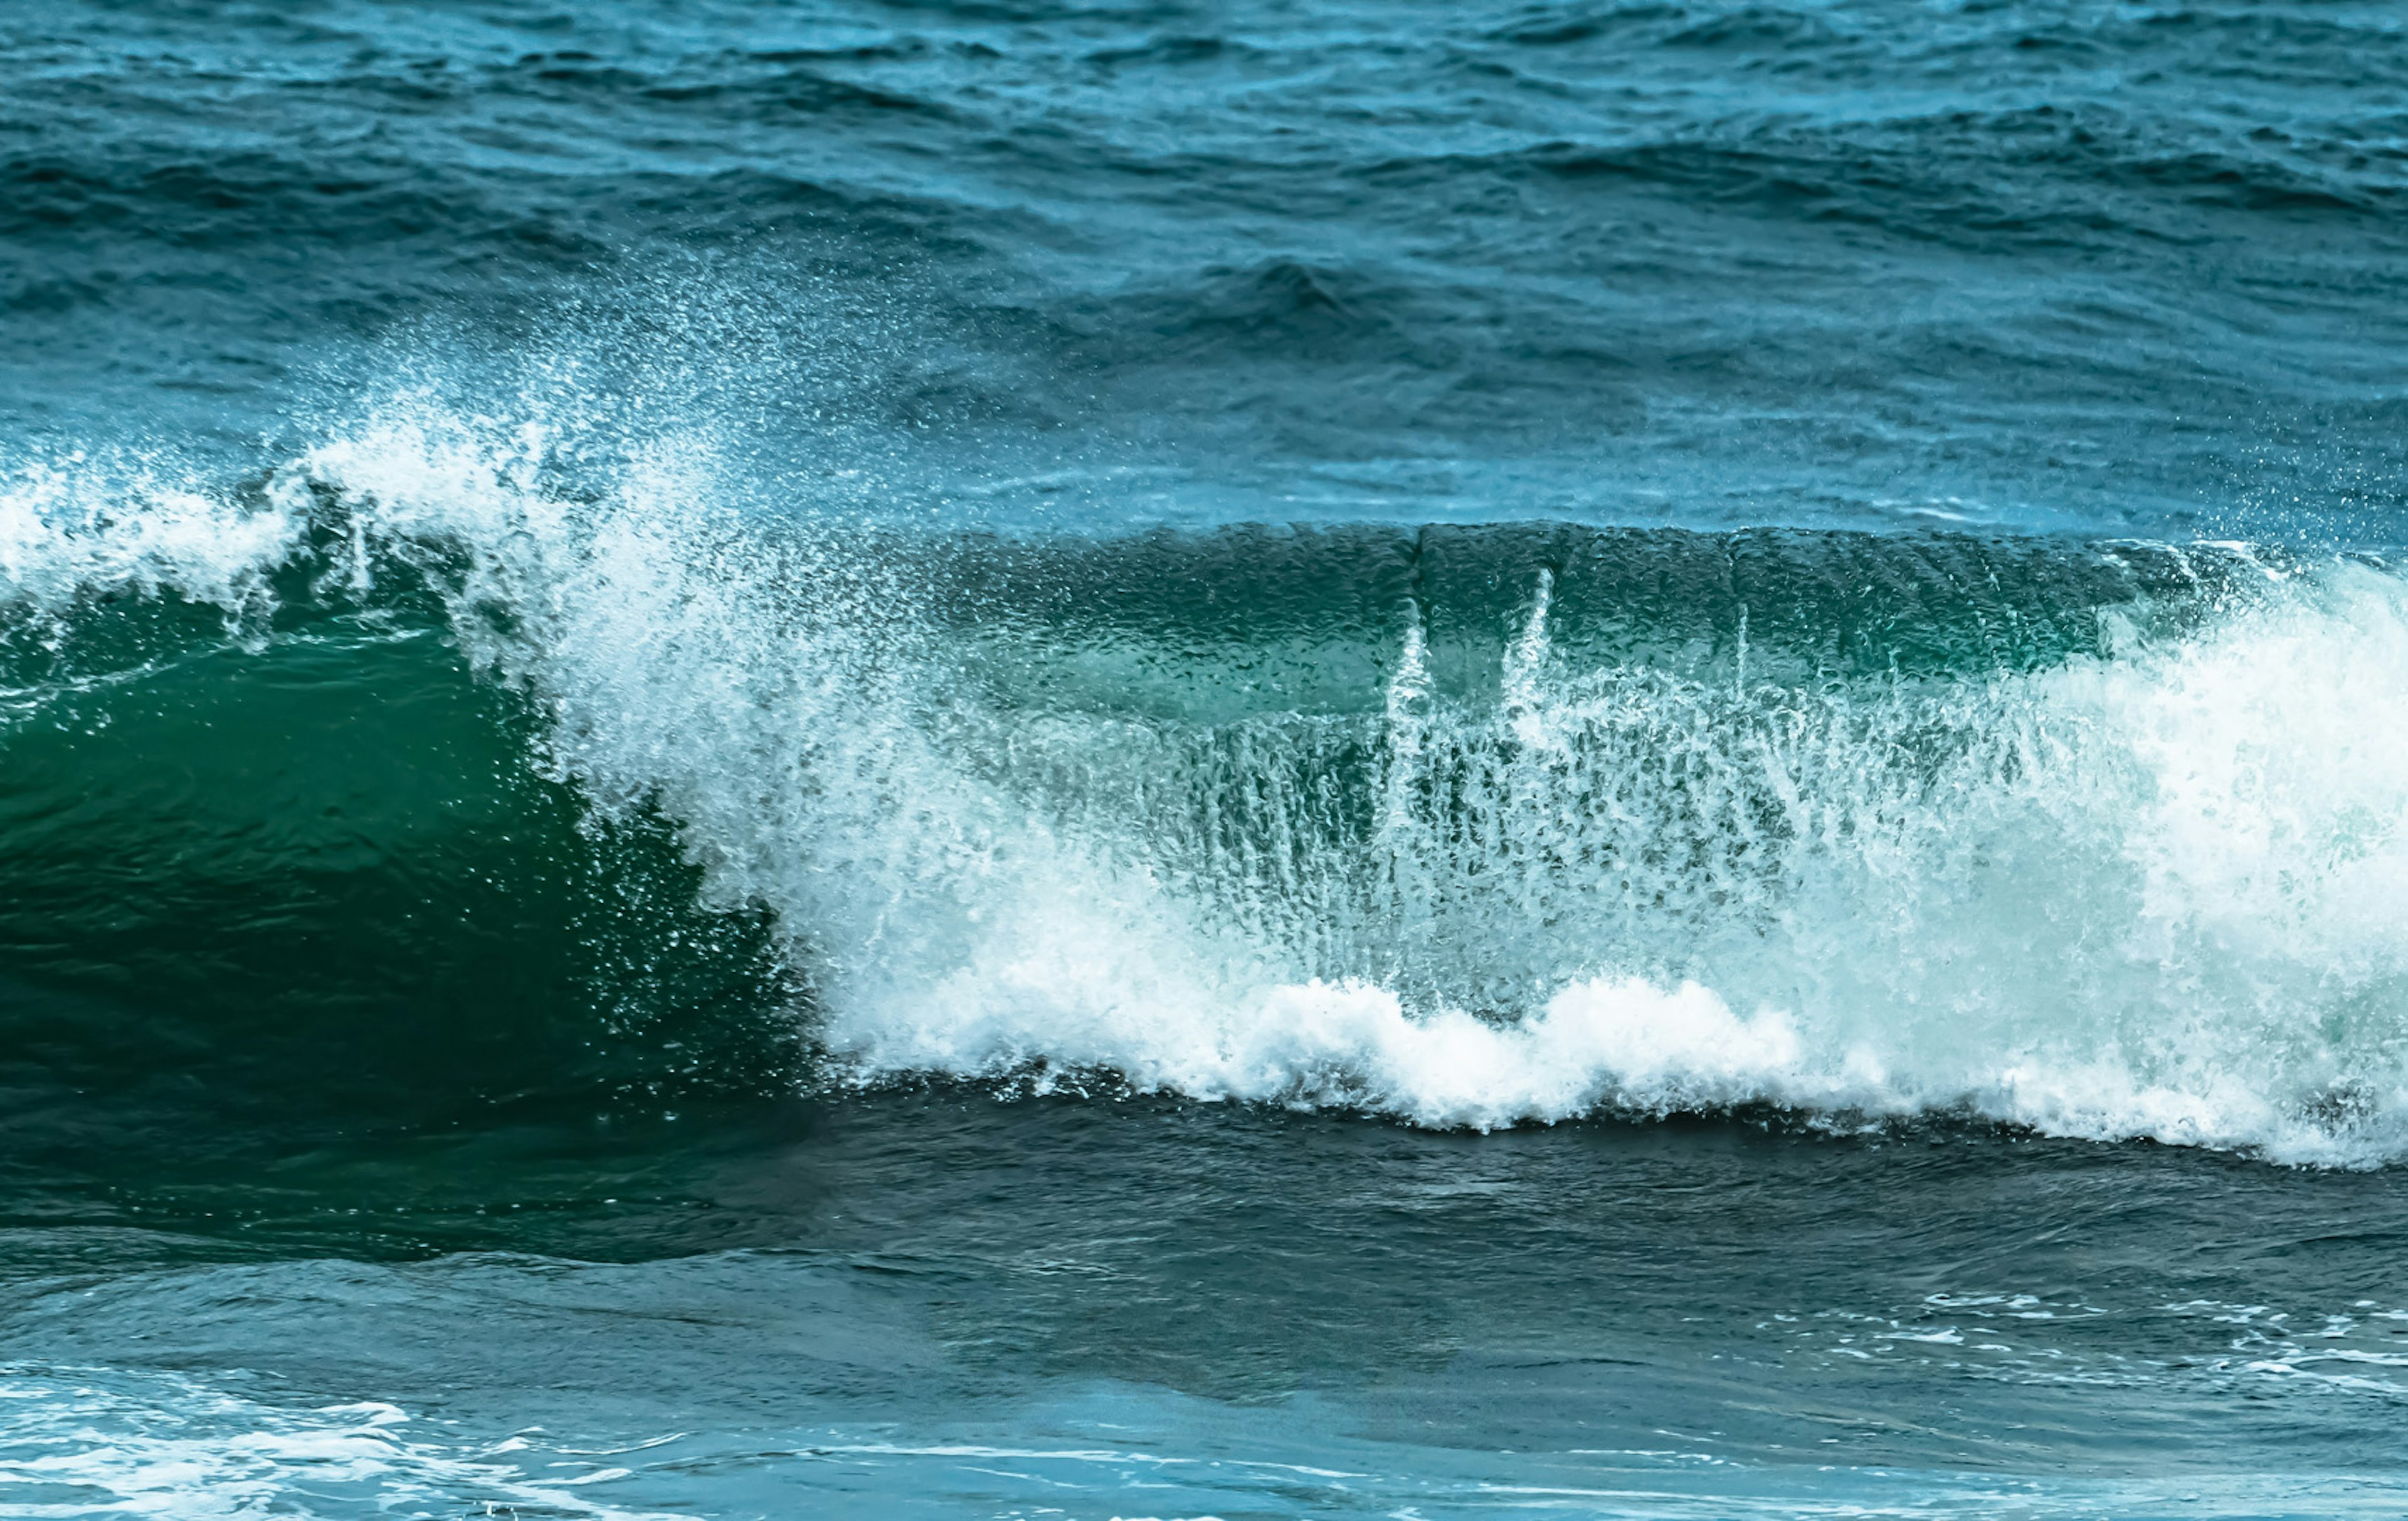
xmin=9 ymin=403 xmax=2408 ymax=1164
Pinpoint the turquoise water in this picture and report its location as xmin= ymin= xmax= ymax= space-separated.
xmin=6 ymin=3 xmax=2408 ymax=1515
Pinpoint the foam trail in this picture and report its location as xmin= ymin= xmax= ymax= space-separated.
xmin=0 ymin=1365 xmax=676 ymax=1520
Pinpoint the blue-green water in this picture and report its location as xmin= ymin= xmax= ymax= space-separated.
xmin=6 ymin=3 xmax=2408 ymax=1515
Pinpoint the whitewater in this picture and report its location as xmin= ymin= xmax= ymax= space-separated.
xmin=13 ymin=389 xmax=2408 ymax=1165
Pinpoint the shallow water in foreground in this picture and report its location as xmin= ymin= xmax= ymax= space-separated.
xmin=7 ymin=1095 xmax=2408 ymax=1517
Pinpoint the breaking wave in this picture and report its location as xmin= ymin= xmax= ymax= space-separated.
xmin=8 ymin=396 xmax=2408 ymax=1165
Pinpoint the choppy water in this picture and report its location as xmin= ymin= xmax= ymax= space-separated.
xmin=6 ymin=2 xmax=2408 ymax=1516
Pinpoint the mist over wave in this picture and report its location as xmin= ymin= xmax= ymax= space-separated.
xmin=8 ymin=375 xmax=2408 ymax=1164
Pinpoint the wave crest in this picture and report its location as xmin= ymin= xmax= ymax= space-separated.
xmin=10 ymin=401 xmax=2408 ymax=1164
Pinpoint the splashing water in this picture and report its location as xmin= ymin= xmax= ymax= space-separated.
xmin=6 ymin=396 xmax=2408 ymax=1164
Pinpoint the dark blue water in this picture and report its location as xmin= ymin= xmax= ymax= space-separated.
xmin=6 ymin=3 xmax=2408 ymax=1515
xmin=13 ymin=0 xmax=2408 ymax=533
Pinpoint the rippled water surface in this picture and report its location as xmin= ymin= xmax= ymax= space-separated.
xmin=5 ymin=2 xmax=2408 ymax=1515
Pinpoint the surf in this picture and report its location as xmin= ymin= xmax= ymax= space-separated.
xmin=7 ymin=399 xmax=2408 ymax=1164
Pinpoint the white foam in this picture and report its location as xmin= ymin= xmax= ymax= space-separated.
xmin=0 ymin=454 xmax=300 ymax=632
xmin=835 ymin=551 xmax=2408 ymax=1162
xmin=0 ymin=1364 xmax=675 ymax=1520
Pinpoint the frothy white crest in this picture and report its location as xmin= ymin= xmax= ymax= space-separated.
xmin=0 ymin=455 xmax=301 ymax=630
xmin=50 ymin=392 xmax=2408 ymax=1165
xmin=874 ymin=971 xmax=1806 ymax=1128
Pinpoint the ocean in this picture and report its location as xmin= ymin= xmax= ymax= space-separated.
xmin=4 ymin=2 xmax=2407 ymax=1515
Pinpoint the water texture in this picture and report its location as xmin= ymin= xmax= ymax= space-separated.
xmin=4 ymin=2 xmax=2407 ymax=1516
